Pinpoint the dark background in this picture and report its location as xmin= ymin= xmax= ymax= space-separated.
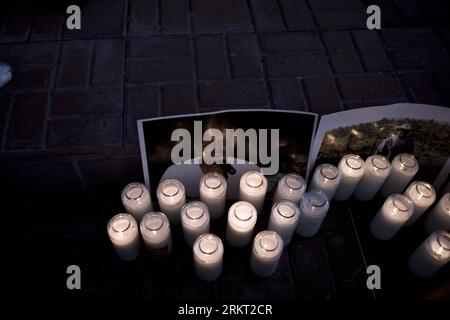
xmin=0 ymin=0 xmax=449 ymax=300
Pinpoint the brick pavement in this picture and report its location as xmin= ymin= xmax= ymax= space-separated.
xmin=0 ymin=0 xmax=449 ymax=300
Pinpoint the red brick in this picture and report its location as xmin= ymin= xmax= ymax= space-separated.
xmin=129 ymin=0 xmax=159 ymax=35
xmin=30 ymin=7 xmax=63 ymax=40
xmin=250 ymin=0 xmax=285 ymax=31
xmin=304 ymin=78 xmax=340 ymax=115
xmin=8 ymin=93 xmax=48 ymax=149
xmin=337 ymin=75 xmax=405 ymax=101
xmin=198 ymin=80 xmax=269 ymax=110
xmin=161 ymin=0 xmax=190 ymax=33
xmin=91 ymin=39 xmax=125 ymax=86
xmin=56 ymin=41 xmax=92 ymax=88
xmin=127 ymin=58 xmax=194 ymax=83
xmin=403 ymin=73 xmax=446 ymax=106
xmin=195 ymin=35 xmax=229 ymax=80
xmin=259 ymin=33 xmax=323 ymax=52
xmin=314 ymin=9 xmax=366 ymax=29
xmin=391 ymin=48 xmax=450 ymax=71
xmin=352 ymin=30 xmax=393 ymax=72
xmin=279 ymin=0 xmax=315 ymax=30
xmin=270 ymin=78 xmax=308 ymax=111
xmin=48 ymin=115 xmax=122 ymax=147
xmin=162 ymin=83 xmax=196 ymax=115
xmin=3 ymin=67 xmax=52 ymax=91
xmin=265 ymin=52 xmax=331 ymax=77
xmin=52 ymin=87 xmax=123 ymax=115
xmin=126 ymin=85 xmax=159 ymax=141
xmin=129 ymin=36 xmax=191 ymax=58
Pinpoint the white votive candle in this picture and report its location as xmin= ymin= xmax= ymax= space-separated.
xmin=404 ymin=181 xmax=436 ymax=226
xmin=250 ymin=231 xmax=284 ymax=277
xmin=425 ymin=193 xmax=450 ymax=234
xmin=181 ymin=201 xmax=210 ymax=247
xmin=157 ymin=179 xmax=186 ymax=225
xmin=272 ymin=173 xmax=306 ymax=205
xmin=121 ymin=182 xmax=153 ymax=222
xmin=370 ymin=194 xmax=414 ymax=240
xmin=239 ymin=171 xmax=268 ymax=214
xmin=296 ymin=190 xmax=330 ymax=237
xmin=199 ymin=172 xmax=227 ymax=219
xmin=408 ymin=231 xmax=450 ymax=278
xmin=140 ymin=212 xmax=172 ymax=257
xmin=193 ymin=233 xmax=224 ymax=281
xmin=334 ymin=154 xmax=365 ymax=201
xmin=380 ymin=153 xmax=419 ymax=197
xmin=268 ymin=200 xmax=300 ymax=245
xmin=107 ymin=213 xmax=140 ymax=261
xmin=309 ymin=164 xmax=341 ymax=201
xmin=226 ymin=201 xmax=258 ymax=247
xmin=354 ymin=155 xmax=391 ymax=201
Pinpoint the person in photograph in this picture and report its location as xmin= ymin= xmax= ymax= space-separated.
xmin=375 ymin=123 xmax=414 ymax=160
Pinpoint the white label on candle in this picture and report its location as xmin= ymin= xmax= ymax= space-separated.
xmin=226 ymin=201 xmax=257 ymax=247
xmin=268 ymin=200 xmax=300 ymax=246
xmin=334 ymin=154 xmax=364 ymax=201
xmin=140 ymin=212 xmax=172 ymax=257
xmin=408 ymin=231 xmax=450 ymax=278
xmin=239 ymin=171 xmax=268 ymax=214
xmin=157 ymin=179 xmax=186 ymax=225
xmin=107 ymin=213 xmax=140 ymax=261
xmin=404 ymin=181 xmax=436 ymax=226
xmin=250 ymin=231 xmax=284 ymax=277
xmin=380 ymin=153 xmax=419 ymax=197
xmin=121 ymin=182 xmax=153 ymax=222
xmin=296 ymin=190 xmax=330 ymax=237
xmin=193 ymin=233 xmax=224 ymax=281
xmin=309 ymin=164 xmax=341 ymax=201
xmin=425 ymin=193 xmax=450 ymax=234
xmin=272 ymin=173 xmax=306 ymax=205
xmin=354 ymin=155 xmax=391 ymax=201
xmin=370 ymin=194 xmax=413 ymax=240
xmin=199 ymin=172 xmax=227 ymax=220
xmin=181 ymin=201 xmax=210 ymax=247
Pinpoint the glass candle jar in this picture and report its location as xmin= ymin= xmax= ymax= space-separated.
xmin=157 ymin=179 xmax=186 ymax=225
xmin=334 ymin=154 xmax=365 ymax=201
xmin=268 ymin=200 xmax=300 ymax=246
xmin=408 ymin=231 xmax=450 ymax=278
xmin=370 ymin=194 xmax=414 ymax=241
xmin=226 ymin=201 xmax=258 ymax=247
xmin=107 ymin=213 xmax=140 ymax=261
xmin=404 ymin=181 xmax=436 ymax=226
xmin=199 ymin=172 xmax=227 ymax=220
xmin=380 ymin=153 xmax=419 ymax=197
xmin=140 ymin=212 xmax=172 ymax=258
xmin=250 ymin=231 xmax=284 ymax=277
xmin=239 ymin=171 xmax=268 ymax=214
xmin=181 ymin=201 xmax=210 ymax=247
xmin=354 ymin=155 xmax=391 ymax=201
xmin=272 ymin=173 xmax=306 ymax=206
xmin=425 ymin=193 xmax=450 ymax=234
xmin=121 ymin=182 xmax=153 ymax=222
xmin=309 ymin=164 xmax=341 ymax=201
xmin=193 ymin=233 xmax=224 ymax=281
xmin=296 ymin=190 xmax=330 ymax=237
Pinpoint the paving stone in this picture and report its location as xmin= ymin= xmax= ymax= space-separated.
xmin=279 ymin=0 xmax=316 ymax=30
xmin=265 ymin=52 xmax=331 ymax=77
xmin=61 ymin=16 xmax=125 ymax=39
xmin=127 ymin=58 xmax=194 ymax=83
xmin=161 ymin=0 xmax=190 ymax=33
xmin=402 ymin=73 xmax=447 ymax=106
xmin=250 ymin=0 xmax=285 ymax=31
xmin=128 ymin=36 xmax=191 ymax=58
xmin=91 ymin=39 xmax=125 ymax=86
xmin=309 ymin=0 xmax=363 ymax=9
xmin=0 ymin=95 xmax=11 ymax=147
xmin=2 ymin=67 xmax=52 ymax=91
xmin=195 ymin=35 xmax=229 ymax=80
xmin=391 ymin=48 xmax=450 ymax=71
xmin=382 ymin=28 xmax=445 ymax=48
xmin=0 ymin=5 xmax=33 ymax=43
xmin=56 ymin=40 xmax=92 ymax=88
xmin=0 ymin=42 xmax=58 ymax=66
xmin=270 ymin=78 xmax=308 ymax=111
xmin=304 ymin=77 xmax=341 ymax=115
xmin=323 ymin=31 xmax=363 ymax=73
xmin=129 ymin=0 xmax=159 ymax=35
xmin=29 ymin=7 xmax=63 ymax=41
xmin=337 ymin=75 xmax=405 ymax=101
xmin=433 ymin=71 xmax=450 ymax=105
xmin=161 ymin=83 xmax=197 ymax=115
xmin=314 ymin=9 xmax=366 ymax=29
xmin=352 ymin=30 xmax=393 ymax=72
xmin=126 ymin=85 xmax=159 ymax=141
xmin=260 ymin=32 xmax=323 ymax=53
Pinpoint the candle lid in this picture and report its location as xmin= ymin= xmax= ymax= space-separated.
xmin=245 ymin=171 xmax=264 ymax=188
xmin=181 ymin=201 xmax=210 ymax=228
xmin=345 ymin=154 xmax=364 ymax=170
xmin=300 ymin=190 xmax=329 ymax=217
xmin=253 ymin=231 xmax=283 ymax=259
xmin=427 ymin=231 xmax=450 ymax=260
xmin=318 ymin=164 xmax=339 ymax=180
xmin=140 ymin=212 xmax=170 ymax=239
xmin=204 ymin=173 xmax=223 ymax=189
xmin=228 ymin=201 xmax=257 ymax=229
xmin=406 ymin=181 xmax=436 ymax=202
xmin=274 ymin=201 xmax=298 ymax=219
xmin=398 ymin=153 xmax=417 ymax=169
xmin=284 ymin=174 xmax=306 ymax=191
xmin=235 ymin=203 xmax=253 ymax=221
xmin=387 ymin=194 xmax=413 ymax=220
xmin=193 ymin=233 xmax=224 ymax=263
xmin=107 ymin=213 xmax=138 ymax=241
xmin=157 ymin=179 xmax=185 ymax=203
xmin=371 ymin=155 xmax=390 ymax=170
